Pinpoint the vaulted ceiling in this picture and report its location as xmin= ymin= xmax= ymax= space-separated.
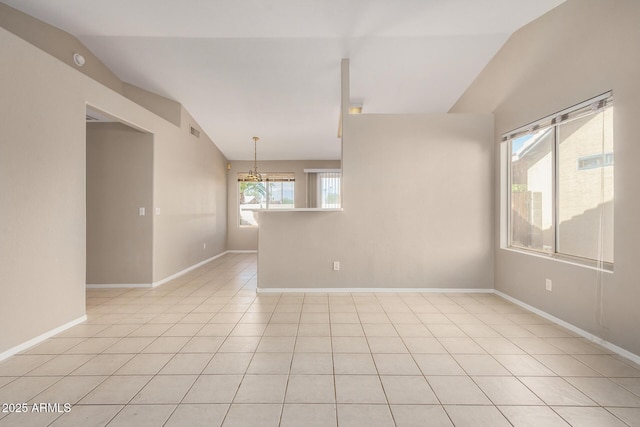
xmin=4 ymin=0 xmax=564 ymax=160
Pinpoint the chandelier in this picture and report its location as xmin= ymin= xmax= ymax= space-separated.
xmin=247 ymin=136 xmax=263 ymax=181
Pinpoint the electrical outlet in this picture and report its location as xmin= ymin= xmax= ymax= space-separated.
xmin=139 ymin=207 xmax=145 ymax=216
xmin=203 ymin=243 xmax=206 ymax=249
xmin=546 ymin=279 xmax=552 ymax=292
xmin=333 ymin=261 xmax=340 ymax=271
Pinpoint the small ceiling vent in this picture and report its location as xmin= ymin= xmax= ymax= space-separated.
xmin=190 ymin=126 xmax=200 ymax=138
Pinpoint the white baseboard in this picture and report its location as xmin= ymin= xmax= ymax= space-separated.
xmin=494 ymin=290 xmax=640 ymax=366
xmin=151 ymin=251 xmax=229 ymax=287
xmin=0 ymin=315 xmax=87 ymax=362
xmin=257 ymin=287 xmax=494 ymax=294
xmin=257 ymin=286 xmax=640 ymax=365
xmin=4 ymin=284 xmax=639 ymax=370
xmin=87 ymin=283 xmax=152 ymax=289
xmin=227 ymin=250 xmax=258 ymax=253
xmin=86 ymin=251 xmax=232 ymax=289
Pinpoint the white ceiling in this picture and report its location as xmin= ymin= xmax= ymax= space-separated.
xmin=5 ymin=0 xmax=564 ymax=160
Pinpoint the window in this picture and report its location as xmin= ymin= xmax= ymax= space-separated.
xmin=505 ymin=93 xmax=613 ymax=267
xmin=304 ymin=169 xmax=342 ymax=208
xmin=238 ymin=173 xmax=295 ymax=227
xmin=577 ymin=153 xmax=614 ymax=170
xmin=318 ymin=172 xmax=341 ymax=208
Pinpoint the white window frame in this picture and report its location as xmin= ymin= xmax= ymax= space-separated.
xmin=238 ymin=172 xmax=295 ymax=227
xmin=304 ymin=169 xmax=342 ymax=209
xmin=503 ymin=92 xmax=613 ymax=271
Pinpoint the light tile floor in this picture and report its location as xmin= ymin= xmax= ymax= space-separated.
xmin=1 ymin=253 xmax=640 ymax=426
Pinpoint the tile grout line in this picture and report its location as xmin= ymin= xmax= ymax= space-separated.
xmin=2 ymin=254 xmax=640 ymax=426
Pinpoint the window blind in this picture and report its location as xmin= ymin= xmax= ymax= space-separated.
xmin=238 ymin=172 xmax=295 ymax=182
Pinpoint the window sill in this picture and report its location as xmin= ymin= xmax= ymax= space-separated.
xmin=501 ymin=247 xmax=614 ymax=274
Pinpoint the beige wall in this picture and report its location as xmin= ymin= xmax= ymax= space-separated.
xmin=0 ymin=2 xmax=123 ymax=94
xmin=258 ymin=113 xmax=494 ymax=289
xmin=1 ymin=26 xmax=87 ymax=353
xmin=123 ymin=83 xmax=182 ymax=127
xmin=227 ymin=160 xmax=340 ymax=250
xmin=0 ymin=3 xmax=183 ymax=125
xmin=152 ymin=107 xmax=228 ymax=281
xmin=0 ymin=23 xmax=227 ymax=354
xmin=86 ymin=123 xmax=153 ymax=284
xmin=451 ymin=0 xmax=640 ymax=355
